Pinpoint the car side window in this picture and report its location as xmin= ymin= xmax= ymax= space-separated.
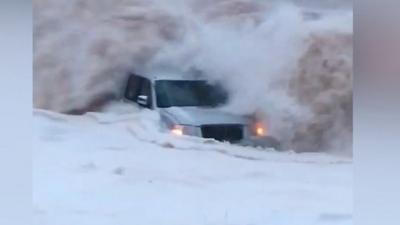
xmin=125 ymin=74 xmax=142 ymax=101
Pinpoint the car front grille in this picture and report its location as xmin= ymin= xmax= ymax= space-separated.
xmin=201 ymin=124 xmax=243 ymax=142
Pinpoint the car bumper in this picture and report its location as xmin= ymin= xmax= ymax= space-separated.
xmin=239 ymin=136 xmax=281 ymax=150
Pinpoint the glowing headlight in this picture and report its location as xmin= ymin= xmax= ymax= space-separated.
xmin=252 ymin=122 xmax=268 ymax=137
xmin=170 ymin=125 xmax=184 ymax=136
xmin=170 ymin=125 xmax=198 ymax=136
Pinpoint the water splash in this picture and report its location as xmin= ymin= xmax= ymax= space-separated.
xmin=34 ymin=0 xmax=352 ymax=152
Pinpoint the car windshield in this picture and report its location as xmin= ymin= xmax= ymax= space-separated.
xmin=155 ymin=80 xmax=228 ymax=108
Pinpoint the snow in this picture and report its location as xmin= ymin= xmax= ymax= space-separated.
xmin=33 ymin=108 xmax=352 ymax=225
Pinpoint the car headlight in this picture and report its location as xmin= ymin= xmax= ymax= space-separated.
xmin=170 ymin=124 xmax=198 ymax=136
xmin=170 ymin=125 xmax=184 ymax=136
xmin=251 ymin=121 xmax=268 ymax=137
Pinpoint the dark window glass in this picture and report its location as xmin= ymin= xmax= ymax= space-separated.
xmin=155 ymin=80 xmax=228 ymax=108
xmin=125 ymin=74 xmax=142 ymax=101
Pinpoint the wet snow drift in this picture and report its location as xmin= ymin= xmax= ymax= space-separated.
xmin=33 ymin=108 xmax=352 ymax=225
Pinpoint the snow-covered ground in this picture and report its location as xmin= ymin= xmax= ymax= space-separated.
xmin=33 ymin=108 xmax=352 ymax=225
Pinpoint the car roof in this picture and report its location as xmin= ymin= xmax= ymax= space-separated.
xmin=153 ymin=75 xmax=205 ymax=81
xmin=131 ymin=72 xmax=206 ymax=82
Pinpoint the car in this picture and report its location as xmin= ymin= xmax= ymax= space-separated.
xmin=123 ymin=73 xmax=280 ymax=149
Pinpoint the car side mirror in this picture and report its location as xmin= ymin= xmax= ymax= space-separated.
xmin=137 ymin=95 xmax=149 ymax=107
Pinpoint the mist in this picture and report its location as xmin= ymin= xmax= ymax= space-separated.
xmin=33 ymin=0 xmax=353 ymax=153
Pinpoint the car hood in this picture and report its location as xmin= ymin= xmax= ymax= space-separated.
xmin=159 ymin=107 xmax=250 ymax=126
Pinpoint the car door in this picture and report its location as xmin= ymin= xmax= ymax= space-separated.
xmin=125 ymin=74 xmax=152 ymax=109
xmin=137 ymin=77 xmax=153 ymax=109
